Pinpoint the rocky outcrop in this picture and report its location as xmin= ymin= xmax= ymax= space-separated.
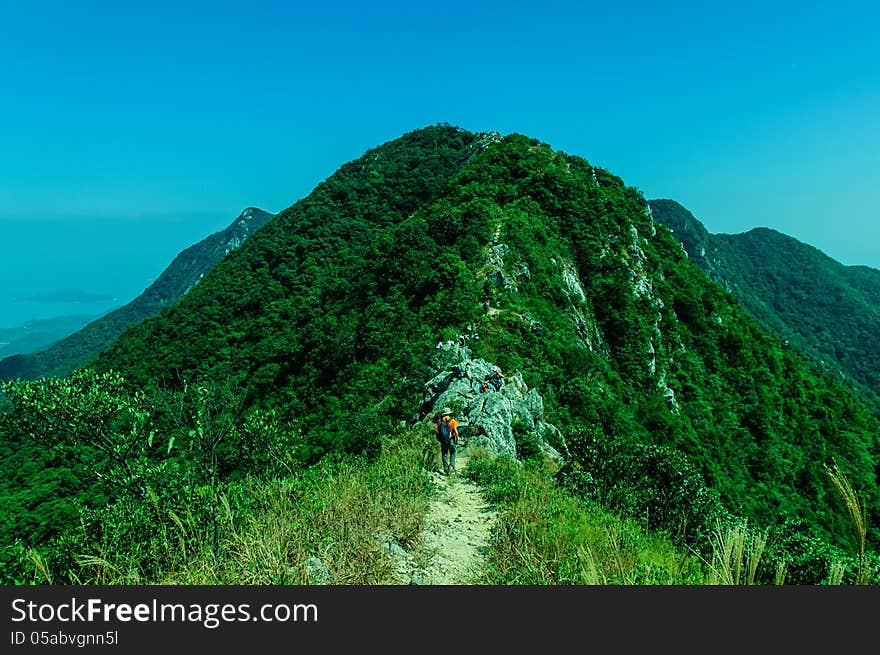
xmin=421 ymin=343 xmax=567 ymax=464
xmin=617 ymin=224 xmax=680 ymax=411
xmin=555 ymin=258 xmax=608 ymax=356
xmin=481 ymin=243 xmax=518 ymax=292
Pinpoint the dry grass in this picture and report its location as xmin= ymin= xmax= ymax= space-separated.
xmin=30 ymin=430 xmax=879 ymax=587
xmin=62 ymin=428 xmax=437 ymax=585
xmin=159 ymin=429 xmax=436 ymax=584
xmin=467 ymin=454 xmax=706 ymax=585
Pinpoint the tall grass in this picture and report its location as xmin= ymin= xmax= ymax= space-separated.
xmin=18 ymin=427 xmax=879 ymax=586
xmin=705 ymin=520 xmax=769 ymax=585
xmin=464 ymin=453 xmax=707 ymax=584
xmin=463 ymin=452 xmax=880 ymax=586
xmin=167 ymin=429 xmax=436 ymax=584
xmin=47 ymin=428 xmax=437 ymax=584
xmin=824 ymin=459 xmax=871 ymax=584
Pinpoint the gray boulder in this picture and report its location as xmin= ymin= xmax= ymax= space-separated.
xmin=422 ymin=343 xmax=566 ymax=464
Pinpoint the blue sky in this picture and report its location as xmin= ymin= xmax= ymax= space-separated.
xmin=1 ymin=0 xmax=878 ymax=273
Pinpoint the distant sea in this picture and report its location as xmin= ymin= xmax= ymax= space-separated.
xmin=0 ymin=214 xmax=231 ymax=330
xmin=1 ymin=296 xmax=121 ymax=330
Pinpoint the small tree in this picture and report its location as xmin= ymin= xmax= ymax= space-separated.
xmin=1 ymin=370 xmax=166 ymax=498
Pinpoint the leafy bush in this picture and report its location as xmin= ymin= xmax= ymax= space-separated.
xmin=559 ymin=428 xmax=726 ymax=548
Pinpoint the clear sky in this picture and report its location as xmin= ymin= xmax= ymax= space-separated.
xmin=2 ymin=0 xmax=878 ymax=272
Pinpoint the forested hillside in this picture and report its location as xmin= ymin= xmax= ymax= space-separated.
xmin=2 ymin=126 xmax=878 ymax=584
xmin=650 ymin=198 xmax=880 ymax=405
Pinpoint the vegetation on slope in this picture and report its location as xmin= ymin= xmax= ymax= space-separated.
xmin=466 ymin=451 xmax=877 ymax=585
xmin=6 ymin=424 xmax=435 ymax=585
xmin=650 ymin=198 xmax=880 ymax=404
xmin=0 ymin=208 xmax=274 ymax=381
xmin=2 ymin=126 xmax=879 ymax=584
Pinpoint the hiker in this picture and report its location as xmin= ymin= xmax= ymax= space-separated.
xmin=436 ymin=407 xmax=459 ymax=474
xmin=480 ymin=379 xmax=496 ymax=392
xmin=488 ymin=366 xmax=504 ymax=390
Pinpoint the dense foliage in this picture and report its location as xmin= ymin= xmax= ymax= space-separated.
xmin=465 ymin=454 xmax=877 ymax=584
xmin=0 ymin=369 xmax=298 ymax=581
xmin=1 ymin=126 xmax=878 ymax=583
xmin=650 ymin=198 xmax=880 ymax=405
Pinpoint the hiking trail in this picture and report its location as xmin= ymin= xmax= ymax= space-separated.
xmin=384 ymin=448 xmax=498 ymax=585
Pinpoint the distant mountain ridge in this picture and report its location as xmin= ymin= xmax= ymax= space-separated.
xmin=0 ymin=315 xmax=98 ymax=358
xmin=0 ymin=207 xmax=275 ymax=380
xmin=649 ymin=198 xmax=880 ymax=402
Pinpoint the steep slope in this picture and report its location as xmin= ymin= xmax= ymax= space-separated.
xmin=90 ymin=125 xmax=880 ymax=562
xmin=0 ymin=207 xmax=274 ymax=380
xmin=649 ymin=198 xmax=880 ymax=403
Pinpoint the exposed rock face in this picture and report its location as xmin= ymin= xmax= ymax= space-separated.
xmin=613 ymin=223 xmax=680 ymax=410
xmin=555 ymin=258 xmax=608 ymax=356
xmin=303 ymin=556 xmax=331 ymax=584
xmin=482 ymin=243 xmax=518 ymax=292
xmin=421 ymin=343 xmax=566 ymax=464
xmin=223 ymin=207 xmax=268 ymax=257
xmin=644 ymin=198 xmax=657 ymax=237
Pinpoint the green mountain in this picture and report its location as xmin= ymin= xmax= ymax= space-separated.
xmin=649 ymin=198 xmax=880 ymax=404
xmin=0 ymin=207 xmax=275 ymax=381
xmin=2 ymin=126 xmax=879 ymax=584
xmin=96 ymin=127 xmax=880 ymax=541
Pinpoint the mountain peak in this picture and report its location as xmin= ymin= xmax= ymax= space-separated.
xmin=5 ymin=130 xmax=879 ymax=586
xmin=649 ymin=199 xmax=710 ymax=242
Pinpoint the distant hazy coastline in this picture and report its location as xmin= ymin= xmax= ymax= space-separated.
xmin=0 ymin=213 xmax=231 ymax=330
xmin=15 ymin=289 xmax=117 ymax=304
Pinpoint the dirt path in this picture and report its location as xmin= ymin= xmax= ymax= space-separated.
xmin=384 ymin=449 xmax=498 ymax=585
